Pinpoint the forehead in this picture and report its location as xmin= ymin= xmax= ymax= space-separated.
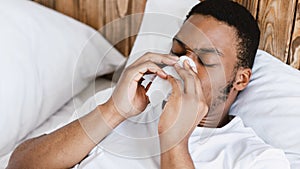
xmin=176 ymin=15 xmax=238 ymax=58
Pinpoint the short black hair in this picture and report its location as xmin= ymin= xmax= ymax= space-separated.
xmin=186 ymin=0 xmax=260 ymax=69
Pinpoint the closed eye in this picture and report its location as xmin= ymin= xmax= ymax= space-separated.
xmin=197 ymin=56 xmax=217 ymax=67
xmin=172 ymin=37 xmax=218 ymax=68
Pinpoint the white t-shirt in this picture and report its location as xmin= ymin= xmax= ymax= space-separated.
xmin=73 ymin=105 xmax=290 ymax=169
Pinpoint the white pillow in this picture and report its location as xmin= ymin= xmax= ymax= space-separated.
xmin=126 ymin=0 xmax=200 ymax=67
xmin=229 ymin=50 xmax=300 ymax=168
xmin=0 ymin=1 xmax=125 ymax=156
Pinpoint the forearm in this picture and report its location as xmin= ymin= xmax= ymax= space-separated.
xmin=7 ymin=104 xmax=124 ymax=169
xmin=160 ymin=140 xmax=195 ymax=169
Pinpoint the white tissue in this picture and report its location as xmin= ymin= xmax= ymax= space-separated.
xmin=142 ymin=56 xmax=197 ymax=106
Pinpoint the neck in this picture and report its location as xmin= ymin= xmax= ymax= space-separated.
xmin=217 ymin=90 xmax=238 ymax=127
xmin=198 ymin=90 xmax=238 ymax=128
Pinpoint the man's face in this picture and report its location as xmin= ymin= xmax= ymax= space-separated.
xmin=170 ymin=14 xmax=240 ymax=127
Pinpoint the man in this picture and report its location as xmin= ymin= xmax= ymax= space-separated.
xmin=7 ymin=0 xmax=290 ymax=168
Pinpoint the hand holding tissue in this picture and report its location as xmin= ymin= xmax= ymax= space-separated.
xmin=142 ymin=56 xmax=197 ymax=106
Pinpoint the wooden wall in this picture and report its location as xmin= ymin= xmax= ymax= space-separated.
xmin=33 ymin=0 xmax=146 ymax=57
xmin=233 ymin=0 xmax=300 ymax=70
xmin=34 ymin=0 xmax=300 ymax=70
xmin=289 ymin=1 xmax=300 ymax=69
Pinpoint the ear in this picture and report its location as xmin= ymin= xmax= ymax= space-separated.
xmin=233 ymin=68 xmax=252 ymax=91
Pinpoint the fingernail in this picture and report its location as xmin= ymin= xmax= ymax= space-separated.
xmin=161 ymin=73 xmax=167 ymax=79
xmin=170 ymin=55 xmax=179 ymax=60
xmin=170 ymin=59 xmax=178 ymax=64
xmin=160 ymin=70 xmax=167 ymax=76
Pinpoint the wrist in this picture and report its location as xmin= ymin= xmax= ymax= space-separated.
xmin=97 ymin=102 xmax=126 ymax=128
xmin=78 ymin=102 xmax=126 ymax=144
xmin=159 ymin=131 xmax=190 ymax=154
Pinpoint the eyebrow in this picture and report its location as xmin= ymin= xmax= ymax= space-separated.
xmin=173 ymin=36 xmax=224 ymax=57
xmin=194 ymin=48 xmax=224 ymax=57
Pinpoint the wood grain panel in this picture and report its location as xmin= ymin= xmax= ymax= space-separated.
xmin=102 ymin=0 xmax=131 ymax=55
xmin=54 ymin=0 xmax=79 ymax=19
xmin=100 ymin=0 xmax=146 ymax=56
xmin=78 ymin=0 xmax=102 ymax=29
xmin=257 ymin=0 xmax=297 ymax=62
xmin=233 ymin=0 xmax=259 ymax=18
xmin=289 ymin=1 xmax=300 ymax=70
xmin=128 ymin=0 xmax=146 ymax=53
xmin=34 ymin=0 xmax=55 ymax=8
xmin=117 ymin=0 xmax=129 ymax=18
xmin=33 ymin=0 xmax=147 ymax=57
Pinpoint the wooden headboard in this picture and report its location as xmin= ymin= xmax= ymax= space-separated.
xmin=34 ymin=0 xmax=300 ymax=70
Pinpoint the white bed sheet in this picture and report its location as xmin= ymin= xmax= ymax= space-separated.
xmin=0 ymin=77 xmax=114 ymax=169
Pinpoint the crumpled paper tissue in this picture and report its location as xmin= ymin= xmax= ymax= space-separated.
xmin=141 ymin=56 xmax=197 ymax=106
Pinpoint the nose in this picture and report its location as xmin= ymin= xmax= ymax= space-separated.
xmin=184 ymin=52 xmax=198 ymax=65
xmin=183 ymin=52 xmax=201 ymax=73
xmin=185 ymin=51 xmax=196 ymax=59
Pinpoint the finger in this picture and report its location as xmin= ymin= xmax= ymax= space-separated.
xmin=166 ymin=75 xmax=183 ymax=97
xmin=183 ymin=60 xmax=201 ymax=94
xmin=132 ymin=52 xmax=179 ymax=67
xmin=174 ymin=63 xmax=196 ymax=94
xmin=130 ymin=61 xmax=168 ymax=82
xmin=183 ymin=60 xmax=197 ymax=75
xmin=183 ymin=61 xmax=206 ymax=103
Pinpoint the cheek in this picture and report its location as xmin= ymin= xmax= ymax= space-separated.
xmin=194 ymin=60 xmax=229 ymax=105
xmin=200 ymin=79 xmax=213 ymax=106
xmin=194 ymin=63 xmax=213 ymax=105
xmin=222 ymin=60 xmax=238 ymax=84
